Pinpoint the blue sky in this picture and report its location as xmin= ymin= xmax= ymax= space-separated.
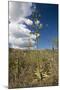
xmin=28 ymin=3 xmax=58 ymax=49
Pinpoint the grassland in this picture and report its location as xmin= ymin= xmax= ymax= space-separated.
xmin=9 ymin=48 xmax=58 ymax=88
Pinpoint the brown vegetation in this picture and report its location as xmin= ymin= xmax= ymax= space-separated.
xmin=9 ymin=48 xmax=58 ymax=88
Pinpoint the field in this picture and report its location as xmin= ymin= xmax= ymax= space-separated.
xmin=9 ymin=48 xmax=58 ymax=88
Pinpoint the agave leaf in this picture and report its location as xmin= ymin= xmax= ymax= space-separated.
xmin=42 ymin=72 xmax=49 ymax=78
xmin=34 ymin=68 xmax=41 ymax=79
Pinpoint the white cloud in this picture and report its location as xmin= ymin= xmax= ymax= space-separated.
xmin=9 ymin=21 xmax=36 ymax=49
xmin=9 ymin=2 xmax=32 ymax=21
xmin=9 ymin=21 xmax=32 ymax=38
xmin=18 ymin=17 xmax=33 ymax=25
xmin=9 ymin=2 xmax=39 ymax=49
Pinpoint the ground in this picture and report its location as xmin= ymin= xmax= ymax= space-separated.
xmin=9 ymin=48 xmax=58 ymax=88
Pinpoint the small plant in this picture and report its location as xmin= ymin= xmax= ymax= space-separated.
xmin=34 ymin=67 xmax=41 ymax=80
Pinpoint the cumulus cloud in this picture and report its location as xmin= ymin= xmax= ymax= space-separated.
xmin=9 ymin=2 xmax=32 ymax=21
xmin=9 ymin=20 xmax=36 ymax=49
xmin=18 ymin=17 xmax=33 ymax=25
xmin=9 ymin=2 xmax=38 ymax=49
xmin=9 ymin=22 xmax=30 ymax=38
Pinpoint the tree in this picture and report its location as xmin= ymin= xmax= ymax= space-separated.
xmin=30 ymin=5 xmax=48 ymax=80
xmin=29 ymin=5 xmax=43 ymax=79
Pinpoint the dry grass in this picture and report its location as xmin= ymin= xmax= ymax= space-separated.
xmin=9 ymin=48 xmax=58 ymax=88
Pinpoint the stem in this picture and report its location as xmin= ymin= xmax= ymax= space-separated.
xmin=17 ymin=58 xmax=19 ymax=87
xmin=36 ymin=35 xmax=40 ymax=73
xmin=52 ymin=43 xmax=54 ymax=61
